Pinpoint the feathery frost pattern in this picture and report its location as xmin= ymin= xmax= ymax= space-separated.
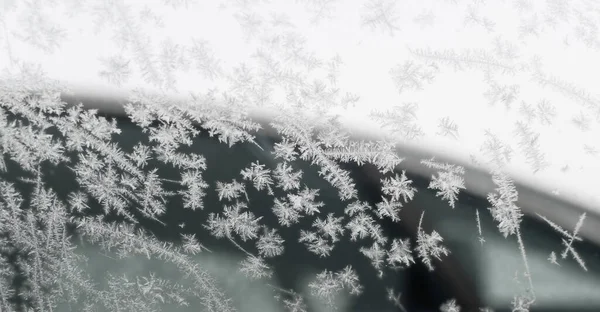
xmin=0 ymin=0 xmax=598 ymax=311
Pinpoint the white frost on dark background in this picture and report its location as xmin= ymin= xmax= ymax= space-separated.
xmin=0 ymin=0 xmax=599 ymax=311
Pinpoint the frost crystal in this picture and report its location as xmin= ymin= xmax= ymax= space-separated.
xmin=0 ymin=1 xmax=594 ymax=311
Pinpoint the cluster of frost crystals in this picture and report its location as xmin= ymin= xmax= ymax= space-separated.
xmin=0 ymin=0 xmax=597 ymax=311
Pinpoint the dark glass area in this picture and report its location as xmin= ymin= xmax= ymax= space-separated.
xmin=2 ymin=101 xmax=599 ymax=312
